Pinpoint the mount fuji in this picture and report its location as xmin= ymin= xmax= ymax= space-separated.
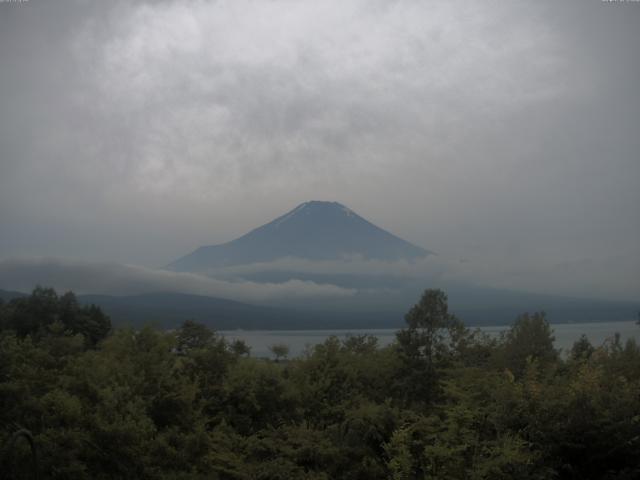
xmin=168 ymin=201 xmax=431 ymax=272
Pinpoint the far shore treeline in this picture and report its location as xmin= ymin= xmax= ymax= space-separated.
xmin=1 ymin=287 xmax=639 ymax=479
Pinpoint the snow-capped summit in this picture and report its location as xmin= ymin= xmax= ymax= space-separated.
xmin=167 ymin=201 xmax=431 ymax=272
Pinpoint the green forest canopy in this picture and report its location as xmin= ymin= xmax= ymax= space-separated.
xmin=0 ymin=287 xmax=639 ymax=479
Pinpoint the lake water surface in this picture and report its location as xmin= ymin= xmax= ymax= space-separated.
xmin=220 ymin=321 xmax=639 ymax=358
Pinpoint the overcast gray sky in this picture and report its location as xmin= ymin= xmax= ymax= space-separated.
xmin=0 ymin=0 xmax=638 ymax=300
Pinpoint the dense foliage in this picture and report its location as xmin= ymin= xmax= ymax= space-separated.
xmin=1 ymin=288 xmax=639 ymax=479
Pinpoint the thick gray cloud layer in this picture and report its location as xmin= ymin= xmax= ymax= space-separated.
xmin=0 ymin=257 xmax=355 ymax=301
xmin=0 ymin=0 xmax=638 ymax=300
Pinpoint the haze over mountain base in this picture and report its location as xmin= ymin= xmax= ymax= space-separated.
xmin=1 ymin=202 xmax=637 ymax=329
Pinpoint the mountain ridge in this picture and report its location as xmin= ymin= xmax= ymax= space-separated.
xmin=2 ymin=287 xmax=637 ymax=330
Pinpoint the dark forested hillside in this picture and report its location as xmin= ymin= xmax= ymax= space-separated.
xmin=0 ymin=289 xmax=26 ymax=302
xmin=1 ymin=288 xmax=639 ymax=479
